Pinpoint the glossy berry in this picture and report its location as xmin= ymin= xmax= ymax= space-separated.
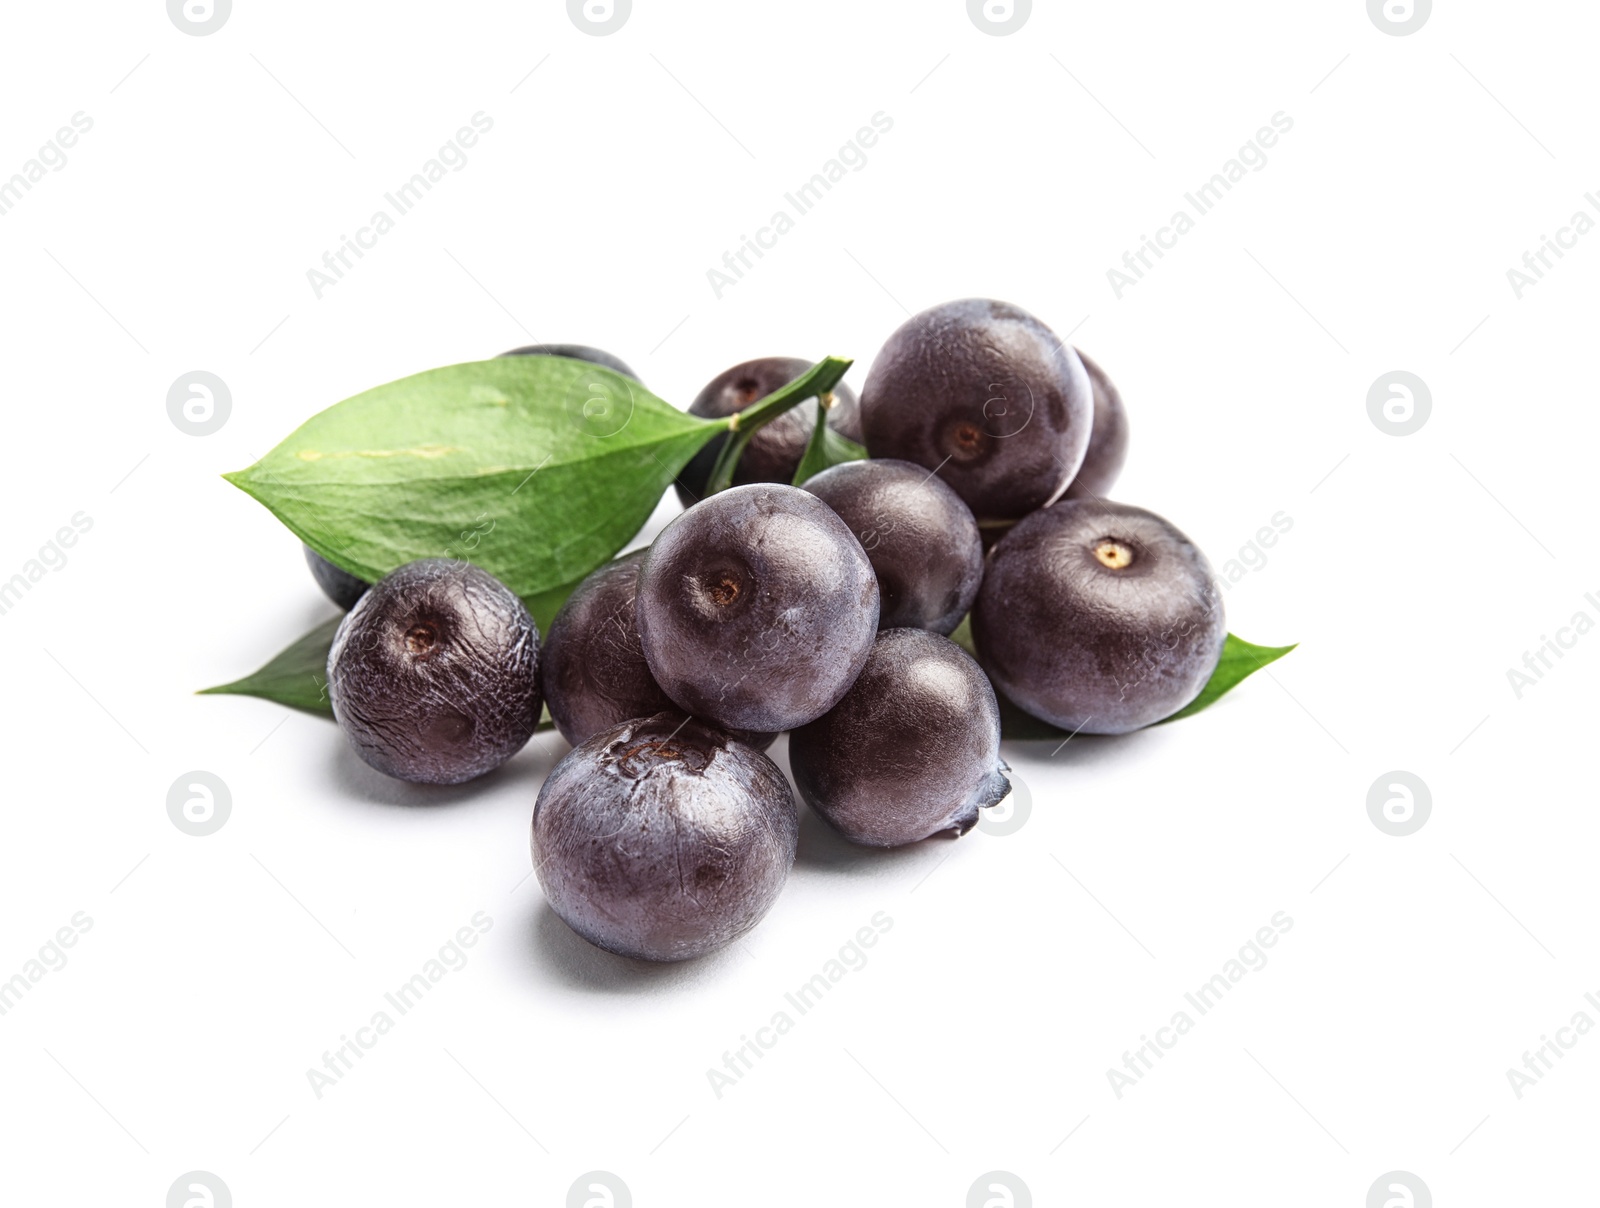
xmin=674 ymin=357 xmax=862 ymax=506
xmin=498 ymin=343 xmax=640 ymax=381
xmin=328 ymin=559 xmax=541 ymax=784
xmin=636 ymin=484 xmax=879 ymax=733
xmin=972 ymin=501 xmax=1225 ymax=734
xmin=803 ymin=458 xmax=982 ymax=635
xmin=304 ymin=545 xmax=369 ymax=610
xmin=859 ymin=298 xmax=1093 ymax=524
xmin=540 ymin=551 xmax=773 ymax=751
xmin=789 ymin=629 xmax=1010 ymax=847
xmin=532 ymin=713 xmax=798 ymax=961
xmin=1064 ymin=349 xmax=1129 ymax=501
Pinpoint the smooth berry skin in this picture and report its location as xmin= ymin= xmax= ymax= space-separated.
xmin=328 ymin=559 xmax=541 ymax=784
xmin=532 ymin=713 xmax=798 ymax=962
xmin=498 ymin=343 xmax=640 ymax=381
xmin=304 ymin=545 xmax=369 ymax=610
xmin=789 ymin=629 xmax=1010 ymax=848
xmin=803 ymin=458 xmax=983 ymax=635
xmin=636 ymin=484 xmax=879 ymax=734
xmin=1064 ymin=349 xmax=1129 ymax=501
xmin=673 ymin=357 xmax=862 ymax=507
xmin=859 ymin=299 xmax=1093 ymax=524
xmin=972 ymin=501 xmax=1225 ymax=735
xmin=540 ymin=551 xmax=774 ymax=751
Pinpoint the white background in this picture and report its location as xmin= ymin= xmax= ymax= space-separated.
xmin=1 ymin=1 xmax=1595 ymax=1204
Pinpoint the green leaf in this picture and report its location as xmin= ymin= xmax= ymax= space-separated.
xmin=948 ymin=617 xmax=1295 ymax=738
xmin=199 ymin=613 xmax=559 ymax=733
xmin=1158 ymin=634 xmax=1297 ymax=724
xmin=199 ymin=616 xmax=341 ymax=717
xmin=792 ymin=397 xmax=869 ymax=485
xmin=224 ymin=356 xmax=722 ymax=599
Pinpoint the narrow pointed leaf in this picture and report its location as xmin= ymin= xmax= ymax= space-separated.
xmin=199 ymin=616 xmax=341 ymax=717
xmin=1158 ymin=635 xmax=1297 ymax=724
xmin=792 ymin=398 xmax=869 ymax=485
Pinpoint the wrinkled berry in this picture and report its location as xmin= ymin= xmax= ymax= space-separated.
xmin=499 ymin=343 xmax=640 ymax=381
xmin=972 ymin=501 xmax=1224 ymax=734
xmin=636 ymin=484 xmax=879 ymax=733
xmin=789 ymin=629 xmax=1010 ymax=847
xmin=674 ymin=357 xmax=862 ymax=506
xmin=532 ymin=713 xmax=798 ymax=961
xmin=803 ymin=458 xmax=982 ymax=635
xmin=541 ymin=551 xmax=773 ymax=750
xmin=328 ymin=559 xmax=541 ymax=784
xmin=858 ymin=298 xmax=1093 ymax=524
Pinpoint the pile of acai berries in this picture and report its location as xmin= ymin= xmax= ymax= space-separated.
xmin=319 ymin=299 xmax=1225 ymax=962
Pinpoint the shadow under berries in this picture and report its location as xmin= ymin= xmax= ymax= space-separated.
xmin=791 ymin=800 xmax=966 ymax=876
xmin=523 ymin=902 xmax=750 ymax=995
xmin=323 ymin=732 xmax=558 ymax=810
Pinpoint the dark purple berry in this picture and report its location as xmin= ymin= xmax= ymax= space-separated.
xmin=498 ymin=343 xmax=640 ymax=381
xmin=673 ymin=357 xmax=862 ymax=506
xmin=532 ymin=713 xmax=798 ymax=961
xmin=304 ymin=545 xmax=369 ymax=611
xmin=1064 ymin=349 xmax=1129 ymax=501
xmin=328 ymin=559 xmax=541 ymax=784
xmin=803 ymin=458 xmax=982 ymax=635
xmin=859 ymin=299 xmax=1093 ymax=524
xmin=540 ymin=551 xmax=773 ymax=750
xmin=789 ymin=629 xmax=1010 ymax=847
xmin=972 ymin=501 xmax=1225 ymax=734
xmin=636 ymin=484 xmax=879 ymax=733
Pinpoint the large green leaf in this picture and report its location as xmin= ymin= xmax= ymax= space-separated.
xmin=224 ymin=357 xmax=722 ymax=598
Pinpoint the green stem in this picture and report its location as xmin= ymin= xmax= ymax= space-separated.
xmin=703 ymin=355 xmax=854 ymax=495
xmin=790 ymin=397 xmax=832 ymax=486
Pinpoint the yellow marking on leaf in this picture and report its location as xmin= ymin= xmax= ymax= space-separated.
xmin=295 ymin=445 xmax=461 ymax=462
